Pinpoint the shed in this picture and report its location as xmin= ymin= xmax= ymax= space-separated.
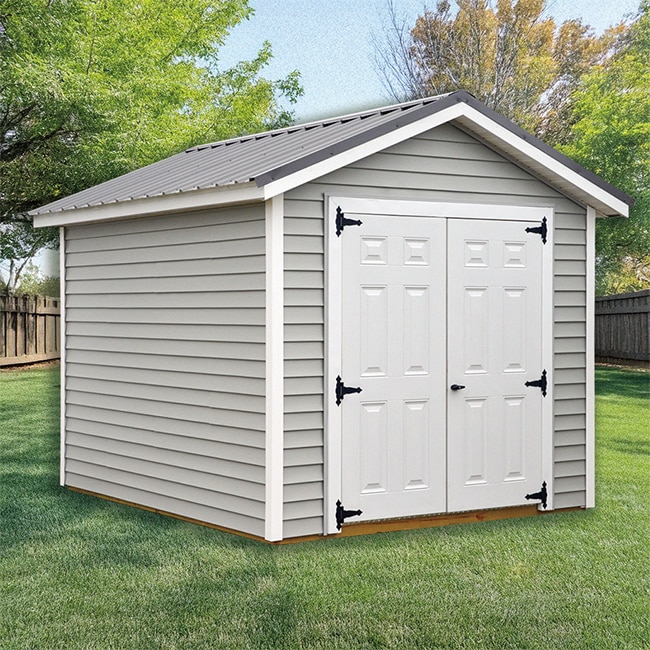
xmin=32 ymin=91 xmax=633 ymax=543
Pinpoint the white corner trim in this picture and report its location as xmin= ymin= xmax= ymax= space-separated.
xmin=324 ymin=197 xmax=344 ymax=535
xmin=264 ymin=194 xmax=285 ymax=541
xmin=59 ymin=227 xmax=67 ymax=487
xmin=32 ymin=182 xmax=265 ymax=228
xmin=585 ymin=206 xmax=597 ymax=508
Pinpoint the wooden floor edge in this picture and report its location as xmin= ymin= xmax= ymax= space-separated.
xmin=66 ymin=486 xmax=584 ymax=545
xmin=67 ymin=487 xmax=268 ymax=544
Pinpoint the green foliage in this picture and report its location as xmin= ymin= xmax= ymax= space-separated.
xmin=378 ymin=0 xmax=624 ymax=140
xmin=14 ymin=263 xmax=60 ymax=297
xmin=563 ymin=1 xmax=650 ymax=294
xmin=0 ymin=0 xmax=302 ymax=291
xmin=0 ymin=220 xmax=58 ymax=295
xmin=0 ymin=366 xmax=648 ymax=648
xmin=380 ymin=0 xmax=645 ymax=294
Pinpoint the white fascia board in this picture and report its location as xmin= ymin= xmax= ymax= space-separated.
xmin=264 ymin=194 xmax=285 ymax=542
xmin=262 ymin=103 xmax=468 ymax=199
xmin=454 ymin=107 xmax=630 ymax=218
xmin=261 ymin=103 xmax=629 ymax=219
xmin=32 ymin=182 xmax=265 ymax=228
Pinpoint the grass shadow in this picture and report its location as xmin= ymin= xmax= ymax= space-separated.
xmin=595 ymin=366 xmax=650 ymax=400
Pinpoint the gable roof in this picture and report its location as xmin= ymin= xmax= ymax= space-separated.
xmin=31 ymin=90 xmax=633 ymax=226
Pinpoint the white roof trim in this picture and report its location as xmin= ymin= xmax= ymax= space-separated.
xmin=33 ymin=181 xmax=264 ymax=228
xmin=453 ymin=107 xmax=630 ymax=218
xmin=261 ymin=102 xmax=629 ymax=218
xmin=261 ymin=103 xmax=467 ymax=199
xmin=33 ymin=96 xmax=629 ymax=227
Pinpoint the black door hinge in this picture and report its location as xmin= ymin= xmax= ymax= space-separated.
xmin=525 ymin=481 xmax=548 ymax=509
xmin=336 ymin=375 xmax=362 ymax=406
xmin=336 ymin=500 xmax=362 ymax=530
xmin=336 ymin=206 xmax=362 ymax=237
xmin=525 ymin=369 xmax=547 ymax=397
xmin=525 ymin=216 xmax=548 ymax=244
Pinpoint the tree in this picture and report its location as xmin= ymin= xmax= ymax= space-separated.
xmin=375 ymin=0 xmax=625 ymax=139
xmin=562 ymin=1 xmax=650 ymax=294
xmin=13 ymin=262 xmax=60 ymax=297
xmin=0 ymin=219 xmax=54 ymax=294
xmin=0 ymin=0 xmax=302 ymax=293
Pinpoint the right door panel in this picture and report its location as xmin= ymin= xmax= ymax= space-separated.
xmin=447 ymin=218 xmax=544 ymax=512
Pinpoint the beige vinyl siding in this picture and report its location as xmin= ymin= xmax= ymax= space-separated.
xmin=283 ymin=122 xmax=589 ymax=538
xmin=64 ymin=204 xmax=267 ymax=537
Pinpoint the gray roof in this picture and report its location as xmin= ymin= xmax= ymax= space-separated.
xmin=31 ymin=90 xmax=633 ymax=217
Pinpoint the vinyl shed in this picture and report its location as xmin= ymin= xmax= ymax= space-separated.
xmin=32 ymin=91 xmax=633 ymax=543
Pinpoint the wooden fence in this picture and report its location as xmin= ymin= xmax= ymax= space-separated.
xmin=595 ymin=290 xmax=650 ymax=367
xmin=0 ymin=295 xmax=61 ymax=367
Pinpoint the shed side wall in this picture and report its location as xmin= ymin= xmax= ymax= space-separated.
xmin=284 ymin=122 xmax=588 ymax=538
xmin=64 ymin=204 xmax=267 ymax=537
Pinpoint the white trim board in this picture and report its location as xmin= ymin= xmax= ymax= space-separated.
xmin=264 ymin=194 xmax=285 ymax=541
xmin=263 ymin=103 xmax=628 ymax=218
xmin=33 ymin=100 xmax=628 ymax=230
xmin=585 ymin=207 xmax=597 ymax=509
xmin=327 ymin=196 xmax=553 ymax=222
xmin=59 ymin=226 xmax=67 ymax=487
xmin=33 ymin=182 xmax=265 ymax=228
xmin=324 ymin=197 xmax=555 ymax=535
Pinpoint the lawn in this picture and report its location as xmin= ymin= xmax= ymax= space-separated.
xmin=0 ymin=365 xmax=648 ymax=649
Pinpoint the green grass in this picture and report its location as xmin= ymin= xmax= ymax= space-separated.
xmin=1 ymin=365 xmax=648 ymax=649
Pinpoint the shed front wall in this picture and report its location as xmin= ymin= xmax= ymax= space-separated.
xmin=284 ymin=122 xmax=588 ymax=539
xmin=63 ymin=203 xmax=267 ymax=537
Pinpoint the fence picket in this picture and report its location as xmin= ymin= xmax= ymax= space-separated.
xmin=595 ymin=290 xmax=650 ymax=366
xmin=0 ymin=295 xmax=61 ymax=367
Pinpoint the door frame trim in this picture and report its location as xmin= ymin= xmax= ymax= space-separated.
xmin=324 ymin=196 xmax=554 ymax=535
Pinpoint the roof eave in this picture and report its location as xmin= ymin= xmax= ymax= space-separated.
xmin=32 ymin=181 xmax=265 ymax=228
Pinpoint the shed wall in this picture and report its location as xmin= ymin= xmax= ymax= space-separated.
xmin=284 ymin=122 xmax=588 ymax=538
xmin=64 ymin=204 xmax=267 ymax=537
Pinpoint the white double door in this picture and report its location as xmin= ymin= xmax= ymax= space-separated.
xmin=339 ymin=212 xmax=544 ymax=521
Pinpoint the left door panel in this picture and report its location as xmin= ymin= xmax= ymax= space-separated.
xmin=339 ymin=214 xmax=447 ymax=521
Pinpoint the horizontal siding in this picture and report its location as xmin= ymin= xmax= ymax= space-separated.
xmin=64 ymin=204 xmax=267 ymax=536
xmin=69 ymin=474 xmax=265 ymax=536
xmin=553 ymin=211 xmax=588 ymax=508
xmin=283 ymin=121 xmax=589 ymax=538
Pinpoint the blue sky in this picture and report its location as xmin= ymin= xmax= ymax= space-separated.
xmin=219 ymin=0 xmax=641 ymax=122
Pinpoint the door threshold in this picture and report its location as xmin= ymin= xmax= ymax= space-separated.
xmin=300 ymin=504 xmax=579 ymax=543
xmin=274 ymin=505 xmax=582 ymax=544
xmin=336 ymin=504 xmax=542 ymax=537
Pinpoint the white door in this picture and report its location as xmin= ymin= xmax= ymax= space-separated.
xmin=446 ymin=218 xmax=544 ymax=511
xmin=334 ymin=205 xmax=548 ymax=525
xmin=340 ymin=214 xmax=447 ymax=521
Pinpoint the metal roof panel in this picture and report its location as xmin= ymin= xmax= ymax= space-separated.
xmin=30 ymin=91 xmax=633 ymax=218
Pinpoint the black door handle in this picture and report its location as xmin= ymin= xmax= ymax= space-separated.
xmin=450 ymin=384 xmax=466 ymax=391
